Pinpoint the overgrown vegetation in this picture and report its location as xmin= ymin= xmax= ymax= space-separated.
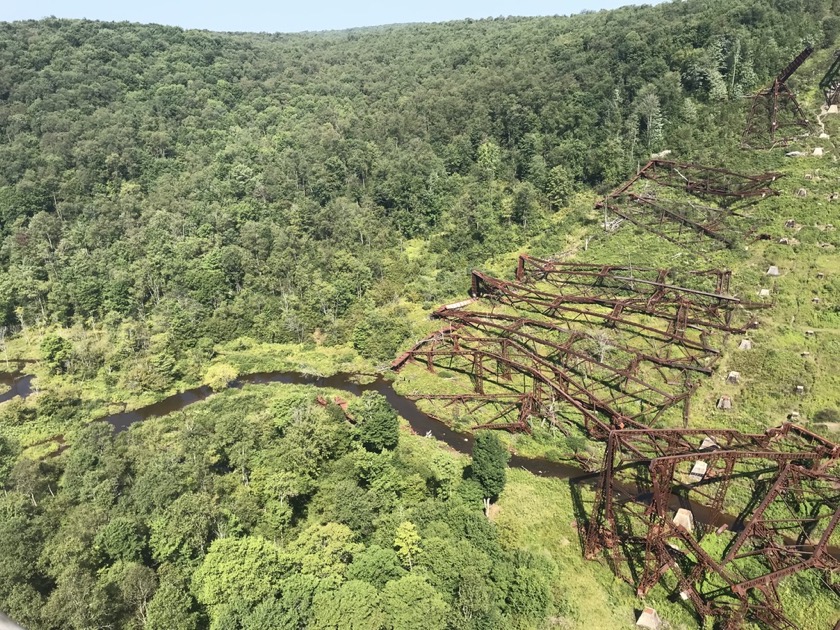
xmin=2 ymin=0 xmax=840 ymax=627
xmin=0 ymin=386 xmax=569 ymax=629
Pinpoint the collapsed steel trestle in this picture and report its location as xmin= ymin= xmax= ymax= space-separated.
xmin=393 ymin=255 xmax=764 ymax=436
xmin=391 ymin=253 xmax=838 ymax=629
xmin=596 ymin=160 xmax=782 ymax=249
xmin=583 ymin=424 xmax=839 ymax=629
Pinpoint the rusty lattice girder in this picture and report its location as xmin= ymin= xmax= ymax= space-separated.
xmin=605 ymin=194 xmax=742 ymax=249
xmin=394 ymin=325 xmax=667 ymax=437
xmin=513 ymin=255 xmax=768 ymax=331
xmin=583 ymin=424 xmax=840 ymax=629
xmin=742 ymin=46 xmax=814 ymax=149
xmin=472 ymin=270 xmax=762 ymax=344
xmin=596 ymin=160 xmax=782 ymax=250
xmin=393 ymin=262 xmax=765 ymax=435
xmin=392 ymin=255 xmax=839 ymax=627
xmin=392 ymin=252 xmax=838 ymax=627
xmin=602 ymin=160 xmax=782 ymax=204
xmin=516 ymin=254 xmax=734 ymax=299
xmin=402 ymin=392 xmax=543 ymax=434
xmin=433 ymin=307 xmax=713 ymax=375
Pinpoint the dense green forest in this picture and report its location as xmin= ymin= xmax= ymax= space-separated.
xmin=2 ymin=0 xmax=840 ymax=628
xmin=1 ymin=0 xmax=838 ymax=357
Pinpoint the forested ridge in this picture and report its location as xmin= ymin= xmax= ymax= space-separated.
xmin=1 ymin=2 xmax=837 ymax=356
xmin=2 ymin=1 xmax=840 ymax=628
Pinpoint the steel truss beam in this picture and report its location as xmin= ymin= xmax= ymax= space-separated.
xmin=583 ymin=424 xmax=840 ymax=630
xmin=602 ymin=160 xmax=782 ymax=205
xmin=393 ymin=254 xmax=837 ymax=628
xmin=433 ymin=307 xmax=713 ymax=375
xmin=395 ymin=325 xmax=671 ymax=437
xmin=596 ymin=160 xmax=782 ymax=249
xmin=603 ymin=194 xmax=740 ymax=249
xmin=742 ymin=46 xmax=814 ymax=149
xmin=402 ymin=392 xmax=544 ymax=434
xmin=472 ymin=270 xmax=761 ymax=343
xmin=394 ymin=264 xmax=764 ymax=435
xmin=516 ymin=254 xmax=734 ymax=300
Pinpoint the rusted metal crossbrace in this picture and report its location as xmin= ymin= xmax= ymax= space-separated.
xmin=583 ymin=424 xmax=839 ymax=630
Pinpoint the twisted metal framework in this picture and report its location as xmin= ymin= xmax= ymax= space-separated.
xmin=603 ymin=160 xmax=783 ymax=204
xmin=820 ymin=50 xmax=840 ymax=107
xmin=582 ymin=424 xmax=840 ymax=629
xmin=516 ymin=255 xmax=733 ymax=295
xmin=742 ymin=46 xmax=814 ymax=149
xmin=394 ymin=322 xmax=692 ymax=438
xmin=393 ymin=256 xmax=765 ymax=437
xmin=392 ymin=256 xmax=839 ymax=628
xmin=596 ymin=160 xmax=782 ymax=250
xmin=473 ymin=268 xmax=765 ymax=345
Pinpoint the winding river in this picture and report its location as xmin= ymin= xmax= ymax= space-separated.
xmin=0 ymin=367 xmax=743 ymax=531
xmin=6 ymin=366 xmax=840 ymax=560
xmin=106 ymin=370 xmax=587 ymax=478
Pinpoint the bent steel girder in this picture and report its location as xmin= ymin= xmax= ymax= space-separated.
xmin=391 ymin=254 xmax=839 ymax=628
xmin=601 ymin=194 xmax=741 ymax=250
xmin=451 ymin=324 xmax=689 ymax=408
xmin=394 ymin=266 xmax=765 ymax=438
xmin=406 ymin=392 xmax=537 ymax=433
xmin=433 ymin=307 xmax=712 ymax=375
xmin=742 ymin=46 xmax=814 ymax=150
xmin=724 ymin=466 xmax=840 ymax=585
xmin=472 ymin=270 xmax=757 ymax=342
xmin=777 ymin=47 xmax=814 ymax=85
xmin=584 ymin=425 xmax=840 ymax=630
xmin=396 ymin=329 xmax=675 ymax=436
xmin=604 ymin=160 xmax=782 ymax=204
xmin=404 ymin=391 xmax=557 ymax=434
xmin=515 ymin=254 xmax=735 ymax=305
xmin=597 ymin=160 xmax=783 ymax=247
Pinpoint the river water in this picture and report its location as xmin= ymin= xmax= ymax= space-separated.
xmin=105 ymin=370 xmax=587 ymax=480
xmin=0 ymin=368 xmax=781 ymax=535
xmin=7 ymin=367 xmax=840 ymax=558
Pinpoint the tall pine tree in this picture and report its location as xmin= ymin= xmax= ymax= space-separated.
xmin=471 ymin=432 xmax=510 ymax=514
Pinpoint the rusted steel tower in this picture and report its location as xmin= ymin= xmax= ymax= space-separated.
xmin=820 ymin=50 xmax=840 ymax=106
xmin=742 ymin=46 xmax=813 ymax=149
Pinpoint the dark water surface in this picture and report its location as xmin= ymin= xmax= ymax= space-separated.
xmin=0 ymin=369 xmax=733 ymax=526
xmin=98 ymin=370 xmax=738 ymax=530
xmin=105 ymin=370 xmax=586 ymax=479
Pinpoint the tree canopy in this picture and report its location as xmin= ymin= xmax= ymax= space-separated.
xmin=471 ymin=432 xmax=510 ymax=502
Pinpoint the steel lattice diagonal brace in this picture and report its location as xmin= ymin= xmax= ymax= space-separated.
xmin=392 ymin=327 xmax=649 ymax=437
xmin=472 ymin=270 xmax=762 ymax=342
xmin=515 ymin=254 xmax=736 ymax=305
xmin=583 ymin=424 xmax=840 ymax=630
xmin=394 ymin=263 xmax=767 ymax=436
xmin=596 ymin=160 xmax=783 ymax=249
xmin=602 ymin=160 xmax=783 ymax=205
